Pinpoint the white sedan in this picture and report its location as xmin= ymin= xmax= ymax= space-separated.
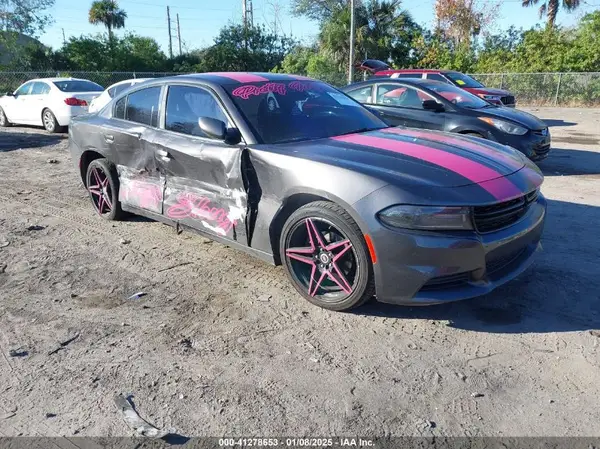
xmin=0 ymin=77 xmax=104 ymax=133
xmin=88 ymin=78 xmax=151 ymax=113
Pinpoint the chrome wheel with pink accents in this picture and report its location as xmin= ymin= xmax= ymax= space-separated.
xmin=280 ymin=201 xmax=375 ymax=311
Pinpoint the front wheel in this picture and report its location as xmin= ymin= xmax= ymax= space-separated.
xmin=280 ymin=201 xmax=375 ymax=311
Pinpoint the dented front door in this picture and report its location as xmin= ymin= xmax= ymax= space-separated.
xmin=154 ymin=131 xmax=248 ymax=243
xmin=152 ymin=83 xmax=248 ymax=243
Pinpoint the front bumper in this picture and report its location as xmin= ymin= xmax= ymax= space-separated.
xmin=487 ymin=130 xmax=551 ymax=161
xmin=363 ymin=193 xmax=546 ymax=305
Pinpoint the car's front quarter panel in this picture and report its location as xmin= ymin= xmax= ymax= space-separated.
xmin=246 ymin=147 xmax=389 ymax=257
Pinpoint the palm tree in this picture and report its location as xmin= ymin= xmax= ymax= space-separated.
xmin=522 ymin=0 xmax=581 ymax=28
xmin=88 ymin=0 xmax=127 ymax=44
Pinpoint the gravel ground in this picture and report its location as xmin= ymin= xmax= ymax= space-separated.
xmin=0 ymin=107 xmax=599 ymax=439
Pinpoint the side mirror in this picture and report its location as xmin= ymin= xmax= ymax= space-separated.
xmin=422 ymin=99 xmax=444 ymax=112
xmin=5 ymin=92 xmax=14 ymax=97
xmin=198 ymin=117 xmax=241 ymax=145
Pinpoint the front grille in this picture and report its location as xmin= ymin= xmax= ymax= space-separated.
xmin=533 ymin=128 xmax=548 ymax=136
xmin=421 ymin=272 xmax=470 ymax=291
xmin=501 ymin=95 xmax=515 ymax=105
xmin=474 ymin=190 xmax=538 ymax=233
xmin=534 ymin=144 xmax=551 ymax=156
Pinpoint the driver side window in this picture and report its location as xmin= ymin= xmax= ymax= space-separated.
xmin=375 ymin=84 xmax=436 ymax=109
xmin=165 ymin=85 xmax=229 ymax=138
xmin=15 ymin=82 xmax=33 ymax=96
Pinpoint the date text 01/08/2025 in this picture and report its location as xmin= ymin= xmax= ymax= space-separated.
xmin=218 ymin=438 xmax=375 ymax=447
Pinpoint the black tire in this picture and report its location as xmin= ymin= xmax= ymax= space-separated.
xmin=0 ymin=107 xmax=11 ymax=127
xmin=42 ymin=109 xmax=63 ymax=133
xmin=280 ymin=201 xmax=375 ymax=311
xmin=85 ymin=158 xmax=124 ymax=221
xmin=463 ymin=132 xmax=486 ymax=139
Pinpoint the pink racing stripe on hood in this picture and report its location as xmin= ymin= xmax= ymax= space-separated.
xmin=331 ymin=133 xmax=522 ymax=201
xmin=382 ymin=127 xmax=524 ymax=171
xmin=207 ymin=72 xmax=269 ymax=83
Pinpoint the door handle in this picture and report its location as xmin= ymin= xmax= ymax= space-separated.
xmin=104 ymin=134 xmax=114 ymax=143
xmin=156 ymin=149 xmax=171 ymax=161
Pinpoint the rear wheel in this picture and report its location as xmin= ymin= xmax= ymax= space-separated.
xmin=0 ymin=107 xmax=11 ymax=127
xmin=280 ymin=201 xmax=375 ymax=311
xmin=85 ymin=158 xmax=123 ymax=221
xmin=42 ymin=109 xmax=62 ymax=133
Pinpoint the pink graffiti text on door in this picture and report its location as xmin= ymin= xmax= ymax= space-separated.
xmin=166 ymin=192 xmax=237 ymax=234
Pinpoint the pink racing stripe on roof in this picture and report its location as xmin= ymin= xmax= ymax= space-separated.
xmin=331 ymin=134 xmax=522 ymax=201
xmin=207 ymin=72 xmax=270 ymax=83
xmin=382 ymin=127 xmax=524 ymax=172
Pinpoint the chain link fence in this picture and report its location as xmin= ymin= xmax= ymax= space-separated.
xmin=1 ymin=70 xmax=600 ymax=107
xmin=469 ymin=72 xmax=600 ymax=106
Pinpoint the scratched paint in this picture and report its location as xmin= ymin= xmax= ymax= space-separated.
xmin=166 ymin=192 xmax=237 ymax=235
xmin=117 ymin=165 xmax=164 ymax=214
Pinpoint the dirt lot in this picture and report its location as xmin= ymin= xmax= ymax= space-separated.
xmin=0 ymin=107 xmax=599 ymax=440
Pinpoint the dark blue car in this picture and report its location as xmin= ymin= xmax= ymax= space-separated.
xmin=342 ymin=78 xmax=551 ymax=161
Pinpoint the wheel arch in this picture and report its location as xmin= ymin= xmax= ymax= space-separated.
xmin=79 ymin=150 xmax=106 ymax=187
xmin=268 ymin=189 xmax=370 ymax=266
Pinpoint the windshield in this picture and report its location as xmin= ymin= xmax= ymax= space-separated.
xmin=224 ymin=80 xmax=387 ymax=144
xmin=445 ymin=73 xmax=484 ymax=89
xmin=426 ymin=82 xmax=490 ymax=109
xmin=53 ymin=80 xmax=104 ymax=92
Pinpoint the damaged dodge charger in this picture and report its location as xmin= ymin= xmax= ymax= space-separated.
xmin=68 ymin=73 xmax=546 ymax=311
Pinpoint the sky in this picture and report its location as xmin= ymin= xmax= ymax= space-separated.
xmin=39 ymin=0 xmax=600 ymax=54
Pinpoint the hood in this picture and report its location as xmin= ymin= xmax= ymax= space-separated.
xmin=465 ymin=87 xmax=512 ymax=96
xmin=479 ymin=106 xmax=547 ymax=130
xmin=260 ymin=128 xmax=527 ymax=198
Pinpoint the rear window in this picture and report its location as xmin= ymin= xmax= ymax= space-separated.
xmin=109 ymin=82 xmax=135 ymax=98
xmin=390 ymin=73 xmax=423 ymax=79
xmin=445 ymin=73 xmax=484 ymax=88
xmin=53 ymin=80 xmax=104 ymax=92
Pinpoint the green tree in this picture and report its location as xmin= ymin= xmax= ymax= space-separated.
xmin=59 ymin=34 xmax=111 ymax=70
xmin=195 ymin=24 xmax=296 ymax=72
xmin=0 ymin=0 xmax=55 ymax=36
xmin=319 ymin=0 xmax=419 ymax=76
xmin=521 ymin=0 xmax=581 ymax=28
xmin=88 ymin=0 xmax=127 ymax=67
xmin=291 ymin=0 xmax=347 ymax=21
xmin=114 ymin=34 xmax=167 ymax=71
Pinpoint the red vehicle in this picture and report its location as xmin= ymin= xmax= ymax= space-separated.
xmin=357 ymin=60 xmax=516 ymax=108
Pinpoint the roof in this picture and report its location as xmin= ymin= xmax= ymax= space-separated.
xmin=374 ymin=69 xmax=460 ymax=76
xmin=344 ymin=78 xmax=448 ymax=89
xmin=26 ymin=77 xmax=91 ymax=83
xmin=171 ymin=72 xmax=316 ymax=85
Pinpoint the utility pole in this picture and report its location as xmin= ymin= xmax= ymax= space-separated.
xmin=348 ymin=0 xmax=355 ymax=84
xmin=176 ymin=13 xmax=182 ymax=56
xmin=166 ymin=6 xmax=173 ymax=59
xmin=242 ymin=0 xmax=247 ymax=29
xmin=62 ymin=28 xmax=66 ymax=46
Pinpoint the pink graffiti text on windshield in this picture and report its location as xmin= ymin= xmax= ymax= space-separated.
xmin=232 ymin=83 xmax=287 ymax=100
xmin=166 ymin=192 xmax=237 ymax=234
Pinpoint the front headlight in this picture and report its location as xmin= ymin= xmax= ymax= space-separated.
xmin=378 ymin=205 xmax=473 ymax=230
xmin=478 ymin=117 xmax=528 ymax=135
